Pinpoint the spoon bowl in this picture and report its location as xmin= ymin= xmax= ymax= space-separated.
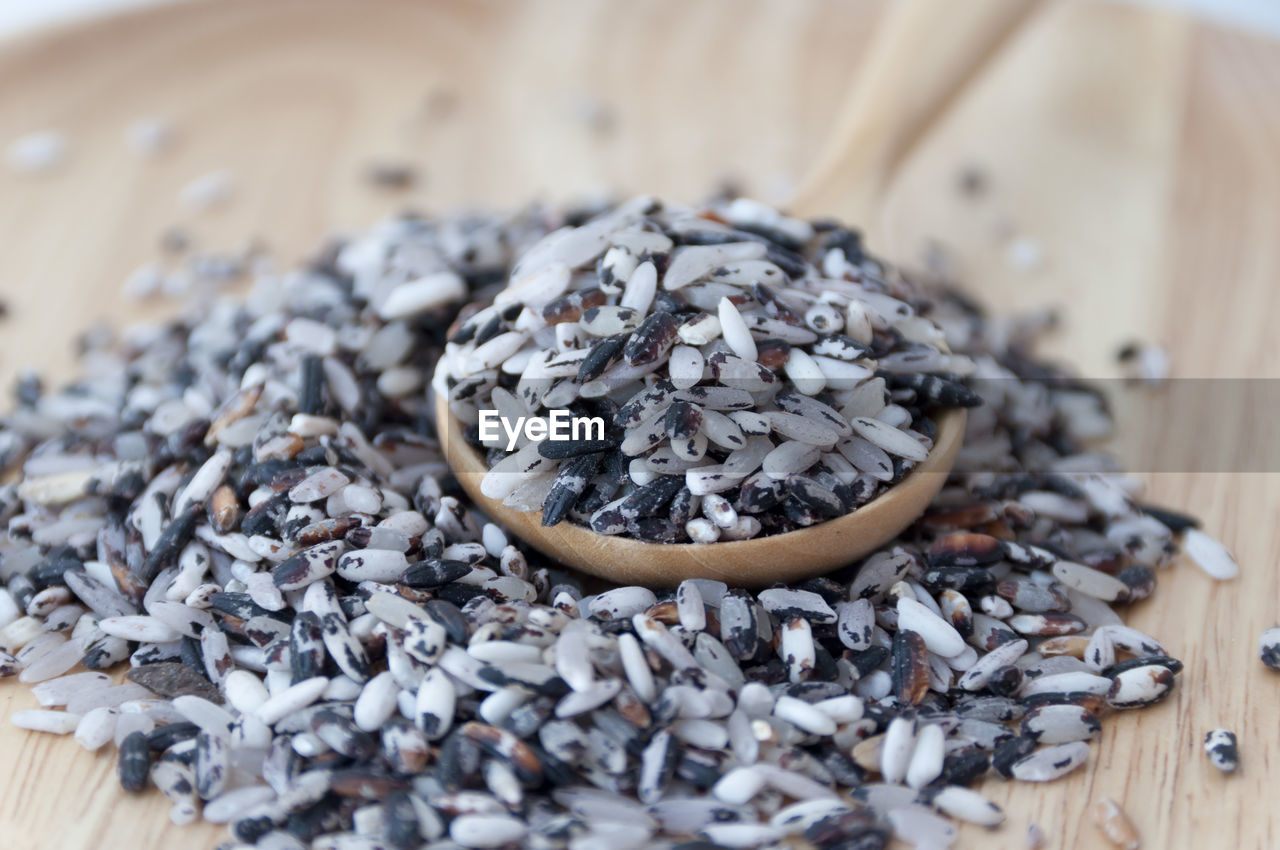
xmin=436 ymin=400 xmax=966 ymax=587
xmin=432 ymin=0 xmax=1030 ymax=586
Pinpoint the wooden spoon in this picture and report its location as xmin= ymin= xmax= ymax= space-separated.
xmin=438 ymin=404 xmax=966 ymax=586
xmin=436 ymin=0 xmax=1036 ymax=587
xmin=791 ymin=0 xmax=1036 ymax=240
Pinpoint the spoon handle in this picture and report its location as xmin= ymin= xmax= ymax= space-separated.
xmin=790 ymin=0 xmax=1038 ymax=224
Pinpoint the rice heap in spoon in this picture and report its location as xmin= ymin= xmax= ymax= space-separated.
xmin=436 ymin=196 xmax=981 ymax=543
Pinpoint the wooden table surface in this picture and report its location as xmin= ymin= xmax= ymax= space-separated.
xmin=0 ymin=1 xmax=1276 ymax=848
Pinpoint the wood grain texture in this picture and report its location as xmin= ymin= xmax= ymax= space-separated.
xmin=0 ymin=1 xmax=1277 ymax=848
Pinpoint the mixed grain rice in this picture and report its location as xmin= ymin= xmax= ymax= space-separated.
xmin=436 ymin=196 xmax=981 ymax=542
xmin=0 ymin=196 xmax=1241 ymax=850
xmin=5 ymin=129 xmax=68 ymax=175
xmin=1203 ymin=728 xmax=1239 ymax=773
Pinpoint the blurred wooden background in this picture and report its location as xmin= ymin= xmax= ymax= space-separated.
xmin=0 ymin=1 xmax=1277 ymax=848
